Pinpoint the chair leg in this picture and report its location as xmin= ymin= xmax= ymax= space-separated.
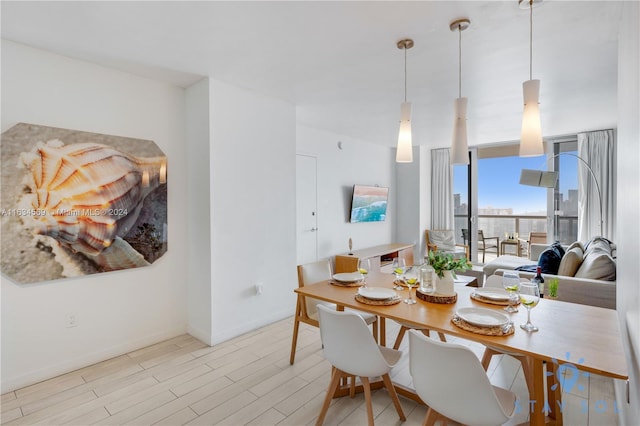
xmin=393 ymin=326 xmax=408 ymax=350
xmin=382 ymin=373 xmax=406 ymax=421
xmin=316 ymin=368 xmax=343 ymax=426
xmin=289 ymin=304 xmax=302 ymax=365
xmin=349 ymin=375 xmax=356 ymax=398
xmin=423 ymin=407 xmax=440 ymax=426
xmin=422 ymin=329 xmax=446 ymax=342
xmin=360 ymin=376 xmax=374 ymax=426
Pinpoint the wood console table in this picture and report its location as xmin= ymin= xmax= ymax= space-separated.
xmin=334 ymin=243 xmax=414 ymax=274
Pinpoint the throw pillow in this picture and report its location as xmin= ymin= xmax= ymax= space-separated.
xmin=557 ymin=247 xmax=584 ymax=277
xmin=537 ymin=242 xmax=565 ymax=275
xmin=429 ymin=230 xmax=456 ymax=251
xmin=566 ymin=241 xmax=584 ymax=252
xmin=584 ymin=237 xmax=612 ymax=258
xmin=575 ymin=252 xmax=616 ymax=281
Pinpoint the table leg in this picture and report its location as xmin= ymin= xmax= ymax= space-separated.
xmin=380 ymin=317 xmax=386 ymax=347
xmin=547 ymin=362 xmax=564 ymax=424
xmin=530 ymin=358 xmax=545 ymax=426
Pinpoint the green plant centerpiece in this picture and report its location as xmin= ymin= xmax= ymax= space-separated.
xmin=427 ymin=250 xmax=471 ymax=278
xmin=548 ymin=278 xmax=559 ymax=299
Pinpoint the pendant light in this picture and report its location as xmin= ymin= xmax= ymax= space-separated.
xmin=519 ymin=0 xmax=544 ymax=157
xmin=396 ymin=39 xmax=414 ymax=163
xmin=450 ymin=18 xmax=471 ymax=165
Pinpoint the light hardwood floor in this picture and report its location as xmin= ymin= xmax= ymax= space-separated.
xmin=1 ymin=317 xmax=619 ymax=425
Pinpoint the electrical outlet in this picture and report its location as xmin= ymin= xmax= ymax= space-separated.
xmin=255 ymin=284 xmax=263 ymax=295
xmin=66 ymin=314 xmax=78 ymax=328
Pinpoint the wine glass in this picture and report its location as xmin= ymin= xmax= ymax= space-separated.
xmin=403 ymin=267 xmax=418 ymax=305
xmin=392 ymin=257 xmax=406 ymax=290
xmin=358 ymin=258 xmax=371 ymax=287
xmin=519 ymin=282 xmax=541 ymax=332
xmin=502 ymin=271 xmax=520 ymax=313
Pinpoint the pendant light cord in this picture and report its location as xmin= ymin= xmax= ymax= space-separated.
xmin=458 ymin=25 xmax=462 ymax=98
xmin=404 ymin=45 xmax=407 ymax=102
xmin=529 ymin=0 xmax=533 ymax=80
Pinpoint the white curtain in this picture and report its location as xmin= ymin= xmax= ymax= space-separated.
xmin=577 ymin=129 xmax=616 ymax=242
xmin=431 ymin=148 xmax=454 ymax=229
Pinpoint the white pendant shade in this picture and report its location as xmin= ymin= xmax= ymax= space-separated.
xmin=396 ymin=102 xmax=413 ymax=163
xmin=519 ymin=79 xmax=544 ymax=157
xmin=450 ymin=97 xmax=469 ymax=165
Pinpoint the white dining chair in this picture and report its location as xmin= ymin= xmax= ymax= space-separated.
xmin=290 ymin=259 xmax=378 ymax=364
xmin=481 ymin=274 xmax=534 ymax=395
xmin=408 ymin=330 xmax=516 ymax=425
xmin=316 ymin=305 xmax=405 ymax=426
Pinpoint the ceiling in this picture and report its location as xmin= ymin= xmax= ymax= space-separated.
xmin=1 ymin=1 xmax=622 ymax=149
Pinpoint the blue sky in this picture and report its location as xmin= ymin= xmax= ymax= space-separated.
xmin=453 ymin=153 xmax=578 ymax=215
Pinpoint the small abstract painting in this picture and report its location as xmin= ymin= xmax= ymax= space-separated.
xmin=349 ymin=185 xmax=389 ymax=223
xmin=1 ymin=123 xmax=168 ymax=284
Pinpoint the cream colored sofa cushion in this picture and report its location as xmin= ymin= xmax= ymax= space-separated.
xmin=557 ymin=247 xmax=584 ymax=277
xmin=575 ymin=251 xmax=616 ymax=281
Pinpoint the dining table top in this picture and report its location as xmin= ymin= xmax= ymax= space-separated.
xmin=296 ymin=272 xmax=628 ymax=381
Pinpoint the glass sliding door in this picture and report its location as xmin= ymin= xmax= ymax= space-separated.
xmin=452 ymin=148 xmax=477 ymax=262
xmin=551 ymin=139 xmax=579 ymax=244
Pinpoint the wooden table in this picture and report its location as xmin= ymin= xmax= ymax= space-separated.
xmin=500 ymin=238 xmax=522 ymax=256
xmin=295 ymin=273 xmax=628 ymax=425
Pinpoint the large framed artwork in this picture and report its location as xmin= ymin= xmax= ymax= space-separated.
xmin=1 ymin=123 xmax=168 ymax=284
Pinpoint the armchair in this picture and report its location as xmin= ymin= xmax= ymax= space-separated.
xmin=425 ymin=229 xmax=469 ymax=260
xmin=477 ymin=230 xmax=499 ymax=263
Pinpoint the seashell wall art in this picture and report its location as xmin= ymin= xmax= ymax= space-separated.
xmin=1 ymin=123 xmax=168 ymax=284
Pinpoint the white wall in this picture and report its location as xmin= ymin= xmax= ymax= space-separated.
xmin=0 ymin=40 xmax=189 ymax=392
xmin=186 ymin=78 xmax=213 ymax=345
xmin=296 ymin=125 xmax=395 ymax=261
xmin=396 ymin=146 xmax=424 ymax=262
xmin=614 ymin=2 xmax=640 ymax=423
xmin=209 ymin=80 xmax=297 ymax=344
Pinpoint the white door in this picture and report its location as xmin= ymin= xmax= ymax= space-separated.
xmin=296 ymin=154 xmax=318 ymax=264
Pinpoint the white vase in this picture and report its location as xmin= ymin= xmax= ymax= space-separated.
xmin=436 ymin=270 xmax=455 ymax=296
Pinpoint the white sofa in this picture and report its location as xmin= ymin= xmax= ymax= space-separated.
xmin=485 ymin=238 xmax=616 ymax=309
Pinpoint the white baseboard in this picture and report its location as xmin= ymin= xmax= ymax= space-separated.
xmin=187 ymin=323 xmax=212 ymax=346
xmin=1 ymin=325 xmax=187 ymax=393
xmin=211 ymin=307 xmax=295 ymax=345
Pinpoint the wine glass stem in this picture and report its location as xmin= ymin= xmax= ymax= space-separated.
xmin=526 ymin=307 xmax=532 ymax=325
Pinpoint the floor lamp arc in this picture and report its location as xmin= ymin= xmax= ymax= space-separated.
xmin=519 ymin=152 xmax=603 ymax=237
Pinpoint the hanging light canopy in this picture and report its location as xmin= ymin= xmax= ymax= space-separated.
xmin=519 ymin=0 xmax=544 ymax=157
xmin=396 ymin=38 xmax=414 ymax=163
xmin=450 ymin=18 xmax=471 ymax=165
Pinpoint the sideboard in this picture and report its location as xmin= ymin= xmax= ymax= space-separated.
xmin=334 ymin=243 xmax=415 ymax=274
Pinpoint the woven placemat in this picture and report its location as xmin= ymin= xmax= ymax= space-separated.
xmin=354 ymin=294 xmax=402 ymax=306
xmin=330 ymin=280 xmax=364 ymax=287
xmin=470 ymin=292 xmax=520 ymax=306
xmin=416 ymin=290 xmax=457 ymax=304
xmin=451 ymin=315 xmax=514 ymax=336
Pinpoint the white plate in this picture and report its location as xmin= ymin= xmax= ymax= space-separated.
xmin=456 ymin=307 xmax=510 ymax=327
xmin=333 ymin=272 xmax=363 ymax=283
xmin=358 ymin=287 xmax=396 ymax=300
xmin=473 ymin=288 xmax=510 ymax=301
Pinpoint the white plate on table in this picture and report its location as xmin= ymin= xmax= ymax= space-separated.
xmin=333 ymin=272 xmax=363 ymax=283
xmin=456 ymin=307 xmax=510 ymax=327
xmin=358 ymin=287 xmax=396 ymax=300
xmin=473 ymin=288 xmax=510 ymax=301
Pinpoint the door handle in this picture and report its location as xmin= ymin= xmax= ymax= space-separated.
xmin=310 ymin=227 xmax=318 ymax=232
